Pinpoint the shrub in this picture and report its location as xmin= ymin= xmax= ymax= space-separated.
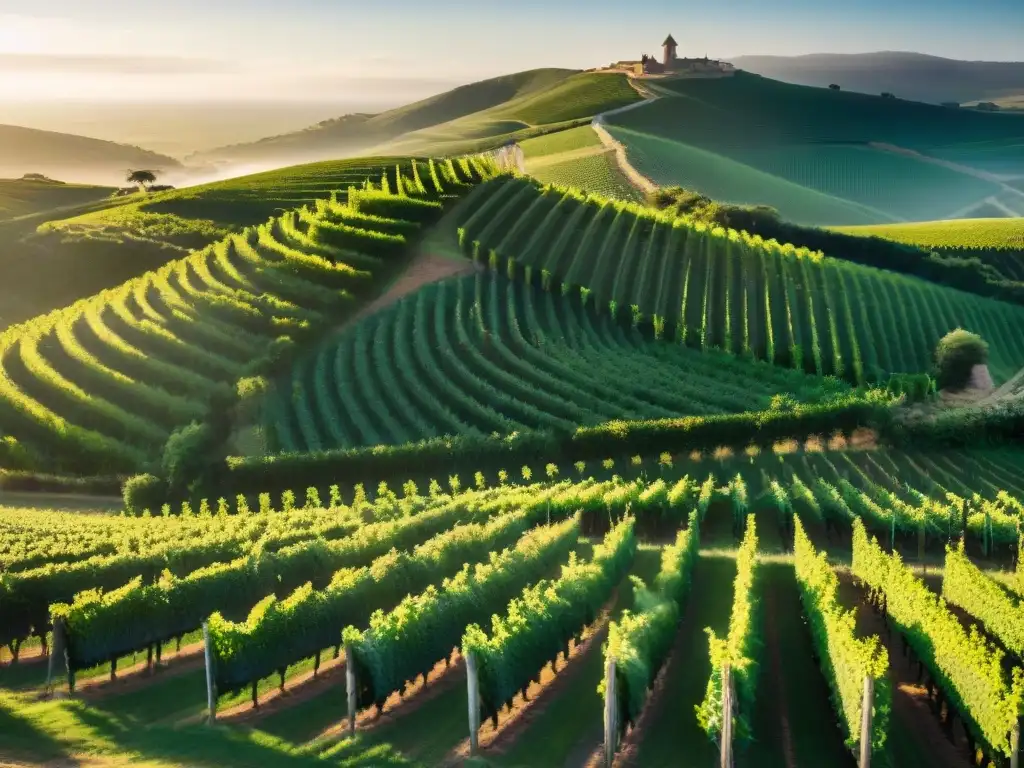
xmin=934 ymin=329 xmax=989 ymax=390
xmin=162 ymin=422 xmax=218 ymax=495
xmin=123 ymin=473 xmax=168 ymax=515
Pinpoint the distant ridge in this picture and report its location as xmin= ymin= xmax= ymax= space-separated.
xmin=728 ymin=51 xmax=1024 ymax=104
xmin=194 ymin=68 xmax=581 ymax=165
xmin=0 ymin=124 xmax=181 ymax=185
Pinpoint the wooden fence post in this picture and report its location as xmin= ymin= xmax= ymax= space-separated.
xmin=859 ymin=675 xmax=874 ymax=768
xmin=202 ymin=621 xmax=216 ymax=724
xmin=46 ymin=619 xmax=65 ymax=695
xmin=721 ymin=663 xmax=733 ymax=768
xmin=466 ymin=650 xmax=481 ymax=756
xmin=1011 ymin=718 xmax=1020 ymax=768
xmin=345 ymin=644 xmax=357 ymax=736
xmin=604 ymin=658 xmax=618 ymax=767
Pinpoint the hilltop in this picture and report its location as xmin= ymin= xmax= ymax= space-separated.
xmin=193 ymin=69 xmax=641 ymax=166
xmin=729 ymin=51 xmax=1024 ymax=105
xmin=602 ymin=71 xmax=1024 ymax=225
xmin=0 ymin=124 xmax=181 ymax=185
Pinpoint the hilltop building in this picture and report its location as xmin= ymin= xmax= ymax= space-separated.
xmin=611 ymin=34 xmax=734 ymax=76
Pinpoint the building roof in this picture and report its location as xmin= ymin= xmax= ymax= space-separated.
xmin=663 ymin=34 xmax=677 ymax=47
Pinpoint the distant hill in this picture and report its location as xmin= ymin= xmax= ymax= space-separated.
xmin=0 ymin=124 xmax=181 ymax=185
xmin=193 ymin=69 xmax=642 ymax=165
xmin=603 ymin=71 xmax=1024 ymax=226
xmin=728 ymin=52 xmax=1024 ymax=105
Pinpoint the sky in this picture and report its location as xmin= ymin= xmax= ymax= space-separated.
xmin=0 ymin=0 xmax=1022 ymax=105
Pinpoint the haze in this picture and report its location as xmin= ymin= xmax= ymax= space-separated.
xmin=0 ymin=0 xmax=1021 ymax=158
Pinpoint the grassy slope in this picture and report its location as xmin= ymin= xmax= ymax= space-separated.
xmin=605 ymin=71 xmax=1024 ymax=224
xmin=371 ymin=72 xmax=641 ymax=156
xmin=836 ymin=217 xmax=1024 ymax=249
xmin=0 ymin=179 xmax=114 ymax=220
xmin=197 ymin=69 xmax=582 ymax=164
xmin=0 ymin=124 xmax=181 ymax=185
xmin=0 ymin=157 xmax=401 ymax=329
xmin=604 ymin=125 xmax=887 ymax=225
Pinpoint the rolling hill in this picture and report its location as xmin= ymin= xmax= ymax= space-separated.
xmin=728 ymin=51 xmax=1024 ymax=105
xmin=193 ymin=69 xmax=641 ymax=165
xmin=0 ymin=177 xmax=114 ymax=221
xmin=602 ymin=71 xmax=1024 ymax=225
xmin=0 ymin=124 xmax=181 ymax=186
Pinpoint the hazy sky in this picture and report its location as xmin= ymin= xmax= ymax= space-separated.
xmin=1 ymin=0 xmax=1022 ymax=104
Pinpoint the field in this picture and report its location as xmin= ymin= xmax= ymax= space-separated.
xmin=454 ymin=176 xmax=1024 ymax=383
xmin=6 ymin=445 xmax=1024 ymax=768
xmin=0 ymin=157 xmax=447 ymax=331
xmin=602 ymin=72 xmax=1024 ymax=224
xmin=837 ymin=217 xmax=1024 ymax=250
xmin=264 ymin=271 xmax=848 ymax=453
xmin=0 ymin=157 xmax=496 ymax=474
xmin=0 ymin=178 xmax=114 ymax=221
xmin=7 ymin=65 xmax=1024 ymax=766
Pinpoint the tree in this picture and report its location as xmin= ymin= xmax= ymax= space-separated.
xmin=880 ymin=92 xmax=896 ymax=100
xmin=934 ymin=329 xmax=988 ymax=390
xmin=126 ymin=169 xmax=158 ymax=191
xmin=828 ymin=84 xmax=840 ymax=91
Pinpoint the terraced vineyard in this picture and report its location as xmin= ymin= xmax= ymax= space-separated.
xmin=6 ymin=445 xmax=1024 ymax=767
xmin=454 ymin=176 xmax=1024 ymax=384
xmin=0 ymin=157 xmax=497 ymax=474
xmin=264 ymin=271 xmax=847 ymax=452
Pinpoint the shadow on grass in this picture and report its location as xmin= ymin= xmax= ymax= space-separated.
xmin=0 ymin=693 xmax=76 ymax=763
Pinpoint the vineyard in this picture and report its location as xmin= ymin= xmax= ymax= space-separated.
xmin=453 ymin=176 xmax=1024 ymax=384
xmin=5 ymin=444 xmax=1024 ymax=767
xmin=0 ymin=157 xmax=498 ymax=475
xmin=4 ymin=61 xmax=1024 ymax=768
xmin=263 ymin=271 xmax=847 ymax=452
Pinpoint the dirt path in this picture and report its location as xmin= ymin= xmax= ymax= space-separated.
xmin=837 ymin=571 xmax=972 ymax=768
xmin=591 ymin=84 xmax=661 ymax=196
xmin=763 ymin=580 xmax=798 ymax=768
xmin=342 ymin=251 xmax=476 ymax=330
xmin=448 ymin=602 xmax=616 ymax=765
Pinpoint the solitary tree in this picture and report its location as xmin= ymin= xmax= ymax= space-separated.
xmin=828 ymin=83 xmax=841 ymax=91
xmin=126 ymin=169 xmax=158 ymax=191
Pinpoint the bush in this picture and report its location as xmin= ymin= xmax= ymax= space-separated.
xmin=934 ymin=329 xmax=988 ymax=390
xmin=162 ymin=422 xmax=218 ymax=495
xmin=123 ymin=473 xmax=168 ymax=515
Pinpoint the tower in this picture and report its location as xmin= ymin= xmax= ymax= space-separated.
xmin=662 ymin=34 xmax=678 ymax=67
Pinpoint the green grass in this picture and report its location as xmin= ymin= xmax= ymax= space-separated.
xmin=0 ymin=178 xmax=114 ymax=221
xmin=373 ymin=73 xmax=641 ymax=157
xmin=0 ymin=690 xmax=395 ymax=768
xmin=604 ymin=71 xmax=1024 ymax=223
xmin=605 ymin=126 xmax=886 ymax=226
xmin=630 ymin=553 xmax=735 ymax=766
xmin=836 ymin=217 xmax=1024 ymax=249
xmin=528 ymin=149 xmax=641 ymax=201
xmin=488 ymin=545 xmax=664 ymax=767
xmin=520 ymin=125 xmax=602 ymax=159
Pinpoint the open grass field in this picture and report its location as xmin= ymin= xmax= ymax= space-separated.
xmin=455 ymin=176 xmax=1024 ymax=384
xmin=6 ymin=445 xmax=1024 ymax=767
xmin=0 ymin=178 xmax=114 ymax=221
xmin=603 ymin=72 xmax=1024 ymax=225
